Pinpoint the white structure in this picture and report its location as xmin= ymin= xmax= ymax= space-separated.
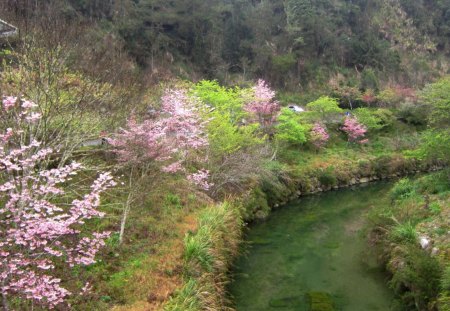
xmin=288 ymin=104 xmax=305 ymax=113
xmin=0 ymin=18 xmax=18 ymax=38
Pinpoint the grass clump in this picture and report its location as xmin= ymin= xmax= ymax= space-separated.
xmin=165 ymin=202 xmax=243 ymax=310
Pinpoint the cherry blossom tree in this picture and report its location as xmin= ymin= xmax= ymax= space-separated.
xmin=109 ymin=88 xmax=208 ymax=169
xmin=341 ymin=116 xmax=368 ymax=144
xmin=244 ymin=79 xmax=280 ymax=135
xmin=109 ymin=88 xmax=212 ymax=243
xmin=0 ymin=97 xmax=115 ymax=310
xmin=310 ymin=123 xmax=330 ymax=148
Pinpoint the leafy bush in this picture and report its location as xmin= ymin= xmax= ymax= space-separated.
xmin=306 ymin=96 xmax=343 ymax=123
xmin=275 ymin=108 xmax=309 ymax=145
xmin=415 ymin=170 xmax=450 ymax=194
xmin=420 ymin=76 xmax=450 ymax=127
xmin=360 ymin=67 xmax=380 ymax=91
xmin=389 ymin=246 xmax=442 ymax=310
xmin=390 ymin=178 xmax=416 ymax=200
xmin=318 ymin=167 xmax=338 ymax=188
xmin=396 ymin=101 xmax=429 ymax=125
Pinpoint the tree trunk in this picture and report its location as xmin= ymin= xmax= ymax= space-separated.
xmin=1 ymin=280 xmax=9 ymax=311
xmin=119 ymin=167 xmax=134 ymax=245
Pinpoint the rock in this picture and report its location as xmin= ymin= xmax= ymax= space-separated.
xmin=360 ymin=177 xmax=370 ymax=183
xmin=431 ymin=247 xmax=439 ymax=256
xmin=350 ymin=178 xmax=357 ymax=185
xmin=296 ymin=191 xmax=301 ymax=196
xmin=419 ymin=236 xmax=430 ymax=249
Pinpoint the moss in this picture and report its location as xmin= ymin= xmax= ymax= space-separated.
xmin=306 ymin=291 xmax=335 ymax=311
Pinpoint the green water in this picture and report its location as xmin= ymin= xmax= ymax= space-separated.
xmin=229 ymin=182 xmax=396 ymax=311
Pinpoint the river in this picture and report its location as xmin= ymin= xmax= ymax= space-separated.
xmin=228 ymin=182 xmax=396 ymax=311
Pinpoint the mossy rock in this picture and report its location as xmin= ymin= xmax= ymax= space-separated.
xmin=306 ymin=291 xmax=335 ymax=311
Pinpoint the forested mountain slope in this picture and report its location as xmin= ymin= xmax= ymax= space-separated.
xmin=2 ymin=0 xmax=449 ymax=89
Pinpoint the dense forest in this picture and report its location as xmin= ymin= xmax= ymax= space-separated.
xmin=1 ymin=0 xmax=450 ymax=88
xmin=0 ymin=1 xmax=449 ymax=311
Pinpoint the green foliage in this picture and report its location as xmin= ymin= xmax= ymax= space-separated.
xmin=241 ymin=187 xmax=271 ymax=220
xmin=415 ymin=170 xmax=450 ymax=195
xmin=164 ymin=193 xmax=183 ymax=209
xmin=318 ymin=167 xmax=337 ymax=188
xmin=275 ymin=108 xmax=309 ymax=145
xmin=390 ymin=221 xmax=418 ymax=243
xmin=420 ymin=76 xmax=450 ymax=127
xmin=389 ymin=246 xmax=442 ymax=310
xmin=271 ymin=53 xmax=297 ymax=74
xmin=412 ymin=130 xmax=450 ymax=161
xmin=168 ymin=202 xmax=242 ymax=310
xmin=360 ymin=68 xmax=380 ymax=91
xmin=306 ymin=96 xmax=343 ymax=122
xmin=353 ymin=108 xmax=394 ymax=131
xmin=184 ymin=230 xmax=214 ymax=272
xmin=164 ymin=279 xmax=201 ymax=311
xmin=396 ymin=102 xmax=428 ymax=125
xmin=390 ymin=178 xmax=416 ymax=200
xmin=194 ymin=80 xmax=245 ymax=121
xmin=195 ymin=80 xmax=262 ymax=157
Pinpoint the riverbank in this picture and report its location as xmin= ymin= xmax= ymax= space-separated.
xmin=368 ymin=170 xmax=450 ymax=310
xmin=164 ymin=155 xmax=447 ymax=310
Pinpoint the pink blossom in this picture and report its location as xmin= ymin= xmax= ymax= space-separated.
xmin=244 ymin=79 xmax=280 ymax=133
xmin=162 ymin=161 xmax=185 ymax=173
xmin=310 ymin=123 xmax=329 ymax=148
xmin=341 ymin=116 xmax=368 ymax=143
xmin=2 ymin=96 xmax=17 ymax=110
xmin=21 ymin=100 xmax=37 ymax=109
xmin=187 ymin=169 xmax=213 ymax=191
xmin=0 ymin=99 xmax=115 ymax=309
xmin=109 ymin=88 xmax=211 ymax=190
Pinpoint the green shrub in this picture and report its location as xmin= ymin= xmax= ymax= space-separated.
xmin=318 ymin=167 xmax=337 ymax=188
xmin=390 ymin=178 xmax=416 ymax=200
xmin=397 ymin=102 xmax=428 ymax=125
xmin=275 ymin=108 xmax=310 ymax=145
xmin=360 ymin=68 xmax=380 ymax=91
xmin=415 ymin=170 xmax=450 ymax=194
xmin=389 ymin=246 xmax=442 ymax=310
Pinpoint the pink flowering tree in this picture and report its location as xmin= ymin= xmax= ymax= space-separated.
xmin=244 ymin=79 xmax=280 ymax=136
xmin=109 ymin=88 xmax=210 ymax=185
xmin=341 ymin=116 xmax=369 ymax=144
xmin=0 ymin=97 xmax=116 ymax=310
xmin=310 ymin=123 xmax=330 ymax=149
xmin=109 ymin=89 xmax=212 ymax=243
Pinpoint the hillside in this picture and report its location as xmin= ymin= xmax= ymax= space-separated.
xmin=0 ymin=1 xmax=449 ymax=311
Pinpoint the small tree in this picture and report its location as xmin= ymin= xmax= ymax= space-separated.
xmin=0 ymin=97 xmax=115 ymax=310
xmin=341 ymin=116 xmax=368 ymax=144
xmin=244 ymin=79 xmax=280 ymax=135
xmin=275 ymin=108 xmax=308 ymax=145
xmin=109 ymin=88 xmax=212 ymax=243
xmin=310 ymin=122 xmax=330 ymax=149
xmin=306 ymin=96 xmax=343 ymax=123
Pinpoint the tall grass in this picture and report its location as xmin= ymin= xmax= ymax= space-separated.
xmin=165 ymin=202 xmax=243 ymax=311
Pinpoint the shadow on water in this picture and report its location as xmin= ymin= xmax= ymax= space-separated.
xmin=228 ymin=182 xmax=396 ymax=311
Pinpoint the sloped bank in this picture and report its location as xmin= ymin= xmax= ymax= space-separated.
xmin=164 ymin=154 xmax=446 ymax=311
